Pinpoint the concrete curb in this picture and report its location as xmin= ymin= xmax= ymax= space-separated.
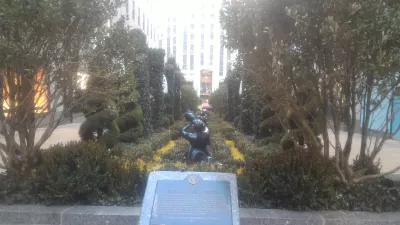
xmin=1 ymin=205 xmax=400 ymax=225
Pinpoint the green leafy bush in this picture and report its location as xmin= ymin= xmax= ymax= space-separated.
xmin=119 ymin=123 xmax=144 ymax=143
xmin=79 ymin=110 xmax=120 ymax=148
xmin=123 ymin=132 xmax=172 ymax=161
xmin=233 ymin=116 xmax=241 ymax=128
xmin=161 ymin=115 xmax=172 ymax=128
xmin=116 ymin=104 xmax=144 ymax=132
xmin=161 ymin=139 xmax=188 ymax=162
xmin=338 ymin=177 xmax=400 ymax=212
xmin=239 ymin=150 xmax=338 ymax=210
xmin=37 ymin=141 xmax=144 ymax=205
xmin=117 ymin=104 xmax=144 ymax=143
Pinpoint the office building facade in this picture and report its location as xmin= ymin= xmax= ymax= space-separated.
xmin=159 ymin=0 xmax=234 ymax=98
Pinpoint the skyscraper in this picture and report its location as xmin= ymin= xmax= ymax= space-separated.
xmin=159 ymin=0 xmax=234 ymax=98
xmin=112 ymin=0 xmax=163 ymax=48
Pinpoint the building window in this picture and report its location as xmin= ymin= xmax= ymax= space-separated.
xmin=190 ymin=55 xmax=194 ymax=70
xmin=147 ymin=19 xmax=149 ymax=35
xmin=125 ymin=1 xmax=129 ymax=18
xmin=173 ymin=17 xmax=176 ymax=22
xmin=211 ymin=13 xmax=215 ymax=18
xmin=201 ymin=24 xmax=204 ymax=29
xmin=210 ymin=33 xmax=214 ymax=40
xmin=159 ymin=40 xmax=162 ymax=48
xmin=191 ymin=33 xmax=194 ymax=40
xmin=138 ymin=8 xmax=141 ymax=25
xmin=201 ymin=33 xmax=204 ymax=40
xmin=191 ymin=24 xmax=195 ymax=29
xmin=210 ymin=45 xmax=214 ymax=65
xmin=173 ymin=25 xmax=176 ymax=33
xmin=132 ymin=1 xmax=135 ymax=19
xmin=190 ymin=45 xmax=194 ymax=54
xmin=167 ymin=38 xmax=170 ymax=56
xmin=219 ymin=47 xmax=224 ymax=76
xmin=201 ymin=53 xmax=204 ymax=66
xmin=183 ymin=55 xmax=187 ymax=70
xmin=201 ymin=42 xmax=204 ymax=50
xmin=173 ymin=37 xmax=176 ymax=45
xmin=173 ymin=46 xmax=176 ymax=58
xmin=143 ymin=15 xmax=145 ymax=29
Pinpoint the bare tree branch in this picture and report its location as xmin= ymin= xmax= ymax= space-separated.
xmin=353 ymin=165 xmax=400 ymax=183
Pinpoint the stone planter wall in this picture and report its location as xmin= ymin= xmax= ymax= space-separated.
xmin=1 ymin=205 xmax=399 ymax=225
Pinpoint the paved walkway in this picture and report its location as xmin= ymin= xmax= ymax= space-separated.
xmin=0 ymin=123 xmax=81 ymax=173
xmin=327 ymin=130 xmax=400 ymax=174
xmin=0 ymin=124 xmax=399 ymax=175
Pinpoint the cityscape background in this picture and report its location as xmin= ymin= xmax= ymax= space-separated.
xmin=111 ymin=0 xmax=235 ymax=99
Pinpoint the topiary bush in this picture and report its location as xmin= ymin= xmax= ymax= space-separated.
xmin=117 ymin=103 xmax=144 ymax=143
xmin=117 ymin=104 xmax=144 ymax=132
xmin=118 ymin=123 xmax=144 ymax=143
xmin=238 ymin=149 xmax=339 ymax=210
xmin=79 ymin=110 xmax=120 ymax=148
xmin=160 ymin=115 xmax=172 ymax=128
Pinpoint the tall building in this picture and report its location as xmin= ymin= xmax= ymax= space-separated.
xmin=112 ymin=0 xmax=163 ymax=48
xmin=159 ymin=0 xmax=234 ymax=98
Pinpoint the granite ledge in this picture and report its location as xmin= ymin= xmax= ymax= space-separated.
xmin=0 ymin=205 xmax=399 ymax=225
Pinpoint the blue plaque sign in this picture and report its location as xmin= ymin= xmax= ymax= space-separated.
xmin=139 ymin=171 xmax=240 ymax=225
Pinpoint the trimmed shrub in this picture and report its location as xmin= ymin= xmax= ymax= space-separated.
xmin=123 ymin=132 xmax=172 ymax=162
xmin=166 ymin=114 xmax=175 ymax=125
xmin=118 ymin=123 xmax=144 ymax=143
xmin=37 ymin=141 xmax=144 ymax=205
xmin=116 ymin=104 xmax=144 ymax=132
xmin=338 ymin=177 xmax=400 ymax=212
xmin=161 ymin=139 xmax=189 ymax=162
xmin=239 ymin=150 xmax=338 ymax=210
xmin=100 ymin=120 xmax=120 ymax=148
xmin=79 ymin=110 xmax=120 ymax=148
xmin=160 ymin=116 xmax=171 ymax=128
xmin=261 ymin=106 xmax=275 ymax=119
xmin=233 ymin=116 xmax=241 ymax=128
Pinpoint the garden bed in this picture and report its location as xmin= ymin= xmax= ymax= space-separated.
xmin=1 ymin=118 xmax=400 ymax=212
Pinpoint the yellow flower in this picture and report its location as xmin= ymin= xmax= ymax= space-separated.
xmin=137 ymin=158 xmax=146 ymax=171
xmin=174 ymin=162 xmax=186 ymax=168
xmin=225 ymin=140 xmax=245 ymax=162
xmin=154 ymin=140 xmax=176 ymax=162
xmin=236 ymin=167 xmax=244 ymax=175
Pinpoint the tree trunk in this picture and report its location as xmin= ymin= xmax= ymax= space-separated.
xmin=322 ymin=76 xmax=330 ymax=158
xmin=360 ymin=74 xmax=374 ymax=160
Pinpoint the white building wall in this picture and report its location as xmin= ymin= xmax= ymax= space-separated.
xmin=112 ymin=0 xmax=162 ymax=48
xmin=159 ymin=0 xmax=234 ymax=97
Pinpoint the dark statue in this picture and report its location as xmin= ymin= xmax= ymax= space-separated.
xmin=181 ymin=111 xmax=213 ymax=165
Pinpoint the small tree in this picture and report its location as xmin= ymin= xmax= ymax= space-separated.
xmin=164 ymin=58 xmax=184 ymax=120
xmin=221 ymin=0 xmax=400 ymax=184
xmin=148 ymin=48 xmax=166 ymax=128
xmin=181 ymin=84 xmax=201 ymax=113
xmin=0 ymin=0 xmax=121 ymax=175
xmin=209 ymin=84 xmax=228 ymax=118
